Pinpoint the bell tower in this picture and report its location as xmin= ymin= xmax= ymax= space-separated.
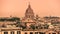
xmin=25 ymin=3 xmax=34 ymax=19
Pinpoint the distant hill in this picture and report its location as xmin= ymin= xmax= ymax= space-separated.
xmin=0 ymin=17 xmax=20 ymax=22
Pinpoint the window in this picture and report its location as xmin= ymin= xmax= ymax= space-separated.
xmin=39 ymin=32 xmax=45 ymax=34
xmin=10 ymin=31 xmax=14 ymax=34
xmin=25 ymin=32 xmax=27 ymax=34
xmin=4 ymin=32 xmax=8 ymax=34
xmin=52 ymin=33 xmax=56 ymax=34
xmin=58 ymin=32 xmax=60 ymax=34
xmin=30 ymin=32 xmax=33 ymax=34
xmin=35 ymin=32 xmax=38 ymax=34
xmin=17 ymin=31 xmax=21 ymax=34
xmin=49 ymin=33 xmax=51 ymax=34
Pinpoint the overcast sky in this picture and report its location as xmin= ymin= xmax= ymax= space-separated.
xmin=0 ymin=0 xmax=60 ymax=17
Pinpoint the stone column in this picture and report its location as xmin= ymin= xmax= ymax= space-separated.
xmin=1 ymin=31 xmax=4 ymax=34
xmin=15 ymin=31 xmax=17 ymax=34
xmin=0 ymin=31 xmax=2 ymax=34
xmin=8 ymin=31 xmax=10 ymax=34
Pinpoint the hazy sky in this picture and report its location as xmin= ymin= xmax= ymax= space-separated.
xmin=0 ymin=0 xmax=60 ymax=17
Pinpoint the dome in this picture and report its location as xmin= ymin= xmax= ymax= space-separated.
xmin=25 ymin=4 xmax=34 ymax=19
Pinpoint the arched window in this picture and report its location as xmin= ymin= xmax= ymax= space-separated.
xmin=17 ymin=31 xmax=21 ymax=34
xmin=49 ymin=33 xmax=51 ymax=34
xmin=10 ymin=31 xmax=14 ymax=34
xmin=4 ymin=32 xmax=8 ymax=34
xmin=39 ymin=32 xmax=45 ymax=34
xmin=52 ymin=33 xmax=56 ymax=34
xmin=35 ymin=32 xmax=38 ymax=34
xmin=58 ymin=32 xmax=60 ymax=34
xmin=30 ymin=32 xmax=33 ymax=34
xmin=25 ymin=32 xmax=27 ymax=34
